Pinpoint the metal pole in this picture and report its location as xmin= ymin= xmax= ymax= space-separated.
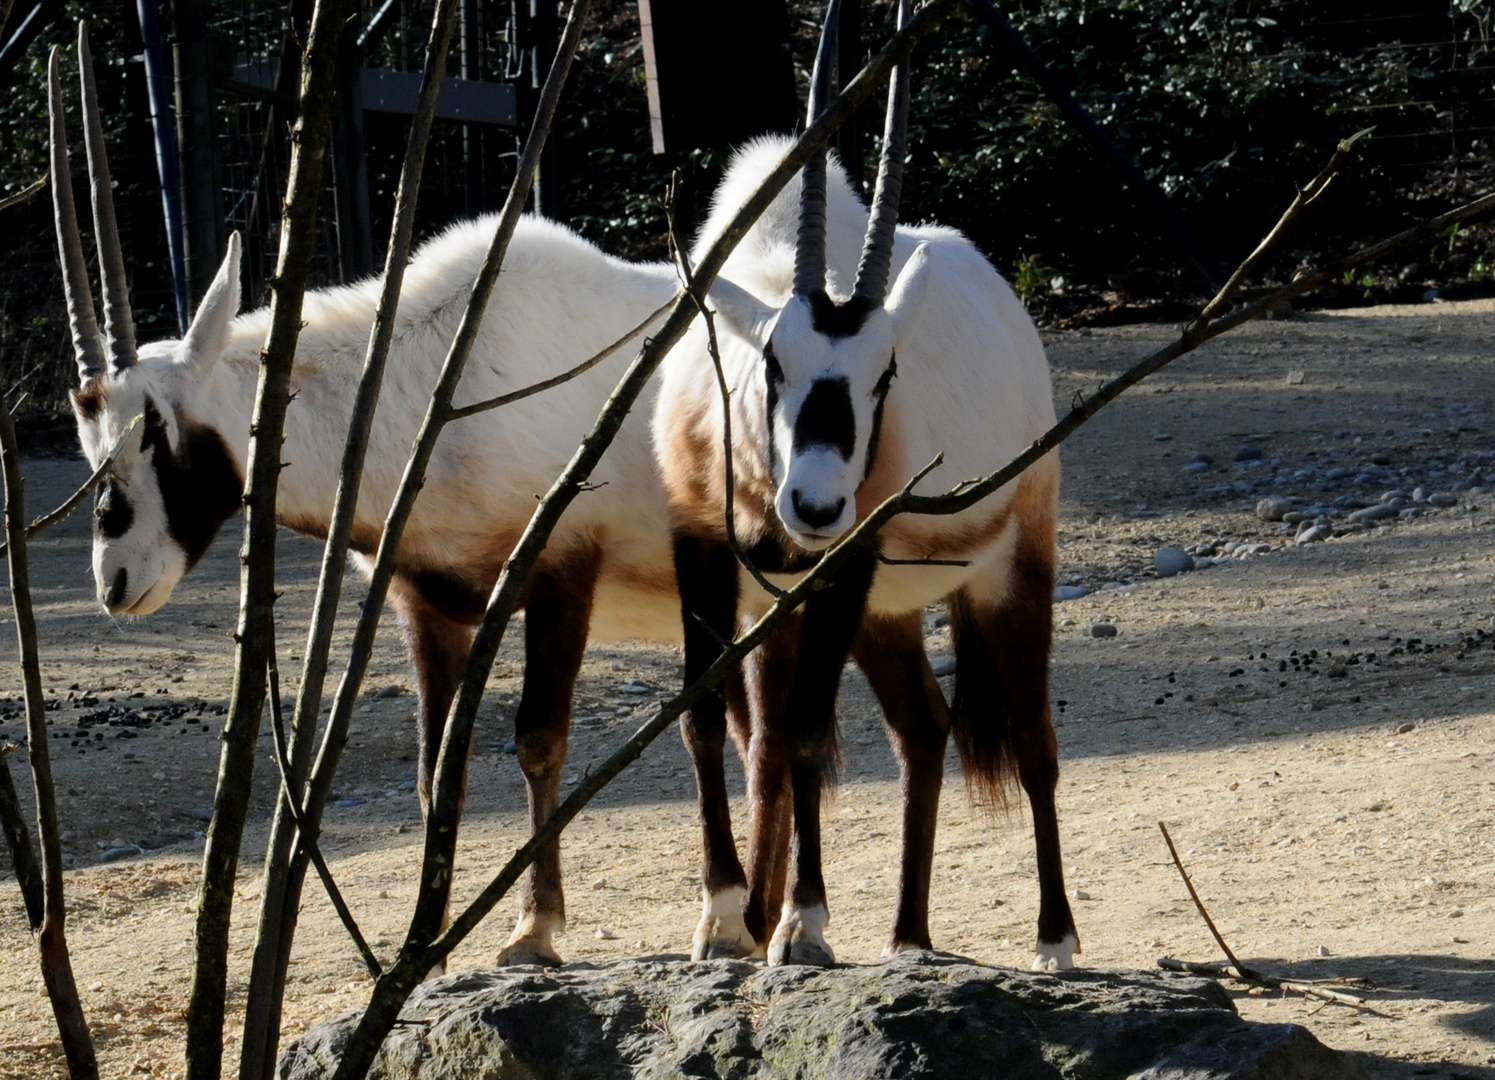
xmin=170 ymin=0 xmax=224 ymax=310
xmin=136 ymin=0 xmax=189 ymax=333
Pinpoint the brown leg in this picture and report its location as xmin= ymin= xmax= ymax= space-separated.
xmin=852 ymin=611 xmax=951 ymax=954
xmin=738 ymin=617 xmax=799 ymax=950
xmin=393 ymin=586 xmax=475 ymax=978
xmin=952 ymin=535 xmax=1078 ymax=970
xmin=769 ymin=549 xmax=876 ymax=966
xmin=497 ymin=554 xmax=600 ymax=966
xmin=673 ymin=534 xmax=755 ymax=959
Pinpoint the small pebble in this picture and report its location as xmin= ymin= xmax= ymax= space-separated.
xmin=1183 ymin=461 xmax=1210 ymax=475
xmin=591 ymin=877 xmax=608 ymax=890
xmin=1284 ymin=370 xmax=1306 ymax=385
xmin=1316 ymin=945 xmax=1331 ymax=957
xmin=931 ymin=656 xmax=957 ymax=677
xmin=1295 ymin=525 xmax=1331 ymax=546
xmin=1348 ymin=504 xmax=1398 ymax=523
xmin=1235 ymin=442 xmax=1263 ymax=462
xmin=1256 ymin=497 xmax=1293 ymax=522
xmin=1395 ymin=722 xmax=1415 ymax=735
xmin=1412 ymin=486 xmax=1428 ymax=504
xmin=619 ymin=682 xmax=650 ymax=695
xmin=1074 ymin=889 xmax=1093 ymax=901
xmin=1090 ymin=624 xmax=1118 ymax=639
xmin=596 ymin=929 xmax=616 ymax=940
xmin=1281 ymin=511 xmax=1309 ymax=525
xmin=1428 ymin=492 xmax=1458 ymax=507
xmin=1153 ymin=547 xmax=1194 ymax=578
xmin=191 ymin=806 xmax=213 ymax=822
xmin=374 ymin=684 xmax=404 ymax=699
xmin=503 ymin=739 xmax=518 ymax=754
xmin=1053 ymin=585 xmax=1091 ymax=602
xmin=1153 ymin=433 xmax=1173 ymax=442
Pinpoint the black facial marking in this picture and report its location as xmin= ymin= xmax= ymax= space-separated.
xmin=863 ymin=355 xmax=897 ymax=483
xmin=140 ymin=397 xmax=245 ymax=571
xmin=806 ymin=290 xmax=876 ymax=339
xmin=793 ymin=377 xmax=856 ymax=461
xmin=763 ymin=344 xmax=782 ymax=477
xmin=94 ymin=478 xmax=133 ymax=539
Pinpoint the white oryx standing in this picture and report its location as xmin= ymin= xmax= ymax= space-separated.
xmin=655 ymin=0 xmax=1079 ymax=970
xmin=50 ymin=28 xmax=688 ymax=967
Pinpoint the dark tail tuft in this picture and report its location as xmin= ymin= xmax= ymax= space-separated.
xmin=949 ymin=592 xmax=1021 ymax=813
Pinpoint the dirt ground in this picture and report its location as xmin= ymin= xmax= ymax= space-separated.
xmin=2 ymin=299 xmax=1494 ymax=1079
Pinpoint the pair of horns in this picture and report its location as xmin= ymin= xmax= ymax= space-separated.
xmin=50 ymin=21 xmax=136 ymax=386
xmin=794 ymin=0 xmax=911 ymax=306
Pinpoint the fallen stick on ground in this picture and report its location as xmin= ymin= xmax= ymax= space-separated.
xmin=1158 ymin=823 xmax=1370 ymax=1008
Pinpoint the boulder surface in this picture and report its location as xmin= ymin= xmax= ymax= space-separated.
xmin=278 ymin=951 xmax=1366 ymax=1080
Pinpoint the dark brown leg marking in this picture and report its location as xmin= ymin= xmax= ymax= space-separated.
xmin=950 ymin=540 xmax=1078 ymax=965
xmin=852 ymin=611 xmax=951 ymax=954
xmin=673 ymin=533 xmax=756 ymax=959
xmin=739 ymin=617 xmax=799 ymax=949
xmin=771 ymin=548 xmax=877 ymax=966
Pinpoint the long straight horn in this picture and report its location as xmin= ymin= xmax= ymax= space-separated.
xmin=852 ymin=0 xmax=911 ymax=306
xmin=78 ymin=21 xmax=136 ymax=372
xmin=793 ymin=0 xmax=843 ymax=298
xmin=48 ymin=46 xmax=106 ymax=385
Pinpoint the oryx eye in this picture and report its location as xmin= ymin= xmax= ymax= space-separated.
xmin=874 ymin=357 xmax=898 ymax=396
xmin=763 ymin=344 xmax=784 ymax=384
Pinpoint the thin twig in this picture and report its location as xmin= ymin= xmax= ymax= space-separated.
xmin=1159 ymin=821 xmax=1257 ymax=979
xmin=1156 ymin=959 xmax=1369 ymax=1008
xmin=1192 ymin=127 xmax=1372 ymax=329
xmin=265 ymin=652 xmax=382 ymax=979
xmin=447 ymin=296 xmax=677 ymax=422
xmin=667 ymin=171 xmax=786 ymax=601
xmin=0 ymin=177 xmax=46 ymax=215
xmin=876 ymin=553 xmax=971 ymax=567
xmin=0 ymin=415 xmax=140 ymax=559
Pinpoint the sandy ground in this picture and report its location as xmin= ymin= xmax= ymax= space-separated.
xmin=1 ymin=300 xmax=1494 ymax=1079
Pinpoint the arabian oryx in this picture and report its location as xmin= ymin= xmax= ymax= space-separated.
xmin=49 ymin=26 xmax=692 ymax=966
xmin=654 ymin=0 xmax=1079 ymax=970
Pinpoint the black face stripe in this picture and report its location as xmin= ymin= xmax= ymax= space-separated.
xmin=763 ymin=346 xmax=782 ymax=477
xmin=863 ymin=357 xmax=897 ymax=484
xmin=139 ymin=396 xmax=244 ymax=571
xmin=793 ymin=377 xmax=856 ymax=461
xmin=94 ymin=477 xmax=133 ymax=539
xmin=806 ymin=289 xmax=876 ymax=339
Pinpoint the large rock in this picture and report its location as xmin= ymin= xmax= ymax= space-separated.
xmin=278 ymin=952 xmax=1366 ymax=1080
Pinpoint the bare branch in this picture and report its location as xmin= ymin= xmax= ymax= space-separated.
xmin=447 ymin=297 xmax=677 ymax=422
xmin=266 ymin=652 xmax=381 ymax=979
xmin=1159 ymin=821 xmax=1257 ymax=979
xmin=239 ymin=0 xmax=463 ymax=1073
xmin=668 ymin=171 xmax=785 ymax=601
xmin=185 ymin=0 xmax=355 ymax=1073
xmin=1192 ymin=127 xmax=1372 ymax=328
xmin=0 ymin=387 xmax=96 ymax=1078
xmin=0 ymin=414 xmax=140 ymax=559
xmin=0 ymin=743 xmax=42 ymax=930
xmin=0 ymin=176 xmax=46 ymax=215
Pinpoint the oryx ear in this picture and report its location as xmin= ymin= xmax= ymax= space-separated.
xmin=885 ymin=242 xmax=934 ymax=351
xmin=707 ymin=277 xmax=777 ymax=349
xmin=179 ymin=231 xmax=242 ymax=375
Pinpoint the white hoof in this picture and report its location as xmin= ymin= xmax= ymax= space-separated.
xmin=496 ymin=911 xmax=564 ymax=967
xmin=1032 ymin=932 xmax=1079 ymax=972
xmin=767 ymin=904 xmax=834 ymax=967
xmin=692 ymin=886 xmax=760 ymax=961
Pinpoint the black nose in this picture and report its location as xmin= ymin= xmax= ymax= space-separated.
xmin=791 ymin=490 xmax=845 ymax=530
xmin=105 ymin=567 xmax=128 ymax=609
